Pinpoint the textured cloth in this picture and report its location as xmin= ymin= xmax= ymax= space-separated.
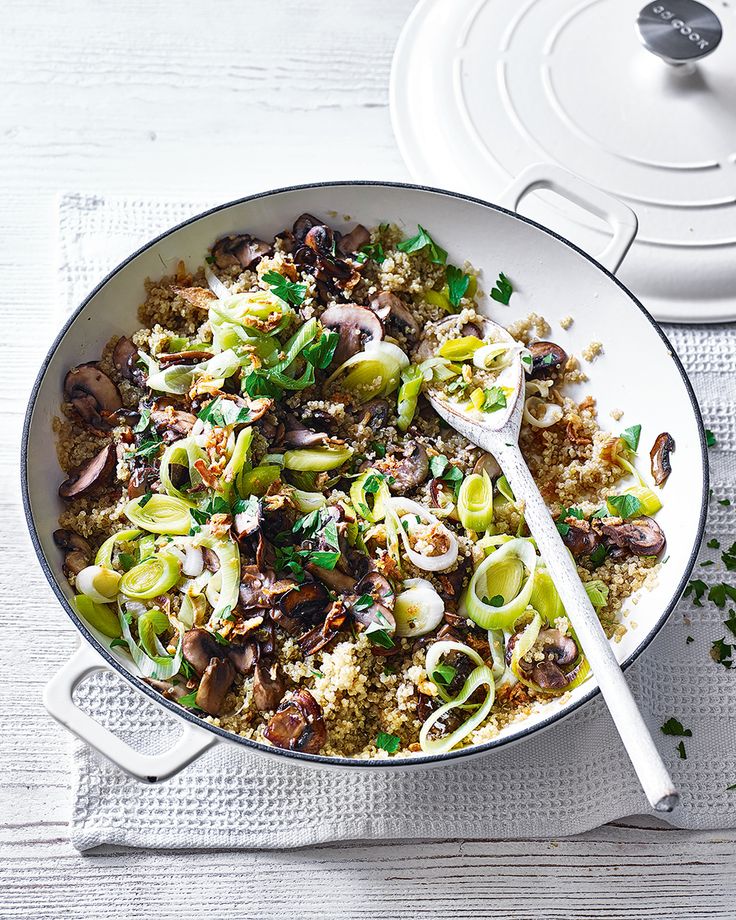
xmin=58 ymin=194 xmax=736 ymax=852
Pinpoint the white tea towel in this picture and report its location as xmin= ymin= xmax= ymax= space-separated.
xmin=58 ymin=194 xmax=736 ymax=851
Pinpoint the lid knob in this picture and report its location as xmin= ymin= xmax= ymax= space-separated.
xmin=637 ymin=0 xmax=722 ymax=66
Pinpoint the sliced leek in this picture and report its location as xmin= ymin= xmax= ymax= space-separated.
xmin=74 ymin=595 xmax=122 ymax=638
xmin=159 ymin=439 xmax=205 ymax=504
xmin=283 ymin=445 xmax=353 ymax=471
xmin=326 ymin=340 xmax=409 ymax=403
xmin=137 ymin=607 xmax=171 ymax=659
xmin=438 ymin=336 xmax=483 ymax=362
xmin=529 ymin=564 xmax=566 ymax=626
xmin=95 ymin=529 xmax=141 ymax=568
xmin=237 ymin=463 xmax=281 ymax=497
xmin=385 ymin=496 xmax=459 ymax=572
xmin=291 ymin=488 xmax=327 ymax=512
xmin=120 ymin=552 xmax=182 ymax=600
xmin=125 ymin=494 xmax=194 ymax=535
xmin=393 ymin=578 xmax=445 ymax=638
xmin=457 ymin=471 xmax=493 ymax=532
xmin=396 ymin=364 xmax=423 ymax=432
xmin=209 ymin=290 xmax=292 ymax=329
xmin=462 ymin=538 xmax=537 ymax=630
xmin=524 ymin=396 xmax=563 ymax=428
xmin=350 ymin=470 xmax=389 ymax=523
xmin=118 ymin=601 xmax=184 ymax=680
xmin=191 ymin=529 xmax=240 ymax=620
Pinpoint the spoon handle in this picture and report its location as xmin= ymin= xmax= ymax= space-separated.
xmin=493 ymin=439 xmax=678 ymax=812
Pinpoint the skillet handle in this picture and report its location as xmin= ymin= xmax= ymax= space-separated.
xmin=498 ymin=163 xmax=638 ymax=274
xmin=44 ymin=643 xmax=218 ymax=782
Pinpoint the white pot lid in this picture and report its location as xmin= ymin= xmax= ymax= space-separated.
xmin=391 ymin=0 xmax=736 ymax=323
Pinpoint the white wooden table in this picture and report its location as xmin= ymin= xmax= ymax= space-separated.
xmin=1 ymin=2 xmax=734 ymax=916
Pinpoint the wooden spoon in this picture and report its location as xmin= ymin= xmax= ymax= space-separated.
xmin=426 ymin=317 xmax=678 ymax=812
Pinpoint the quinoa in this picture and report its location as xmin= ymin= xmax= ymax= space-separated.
xmin=52 ymin=216 xmax=664 ymax=760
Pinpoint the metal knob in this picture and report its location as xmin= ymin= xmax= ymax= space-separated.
xmin=637 ymin=0 xmax=722 ymax=67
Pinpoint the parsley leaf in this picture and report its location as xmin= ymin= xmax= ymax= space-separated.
xmin=660 ymin=717 xmax=692 ymax=737
xmin=607 ymin=493 xmax=642 ymax=520
xmin=721 ymin=542 xmax=736 ymax=571
xmin=303 ymin=330 xmax=339 ymax=369
xmin=555 ymin=506 xmax=585 ymax=537
xmin=481 ymin=595 xmax=504 ymax=607
xmin=724 ymin=611 xmax=736 ymax=637
xmin=376 ymin=731 xmax=401 ymax=753
xmin=707 ymin=538 xmax=721 ymax=549
xmin=262 ymin=270 xmax=306 ymax=306
xmin=132 ymin=432 xmax=163 ymax=459
xmin=677 ymin=740 xmax=687 ymax=760
xmin=719 ymin=498 xmax=731 ymax=507
xmin=431 ymin=662 xmax=457 ymax=687
xmin=355 ymin=242 xmax=385 ymax=264
xmin=705 ymin=429 xmax=716 ymax=447
xmin=133 ymin=408 xmax=151 ymax=434
xmin=429 ymin=455 xmax=449 ymax=478
xmin=353 ymin=594 xmax=375 ymax=612
xmin=684 ymin=579 xmax=708 ymax=607
xmin=366 ymin=623 xmax=395 ymax=649
xmin=480 ymin=386 xmax=507 ymax=413
xmin=179 ymin=690 xmax=203 ymax=710
xmin=711 ymin=638 xmax=733 ymax=668
xmin=446 ymin=265 xmax=470 ymax=307
xmin=490 ymin=272 xmax=513 ymax=305
xmin=396 ymin=225 xmax=447 ymax=265
xmin=708 ymin=583 xmax=736 ymax=609
xmin=198 ymin=396 xmax=251 ymax=427
xmin=371 ymin=441 xmax=387 ymax=458
xmin=620 ymin=424 xmax=642 ymax=453
xmin=589 ymin=544 xmax=607 ymax=567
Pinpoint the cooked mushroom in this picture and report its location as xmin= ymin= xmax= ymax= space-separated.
xmin=238 ymin=564 xmax=273 ymax=610
xmin=145 ymin=678 xmax=188 ymax=702
xmin=337 ymin=224 xmax=370 ymax=255
xmin=173 ymin=286 xmax=217 ymax=311
xmin=559 ymin=517 xmax=601 ymax=558
xmin=278 ymin=582 xmax=330 ymax=627
xmin=127 ymin=465 xmax=157 ymax=499
xmin=295 ymin=224 xmax=358 ymax=287
xmin=112 ymin=336 xmax=146 ymax=386
xmin=59 ymin=443 xmax=116 ymax=499
xmin=511 ymin=628 xmax=579 ymax=691
xmin=305 ymin=563 xmax=357 ymax=594
xmin=64 ymin=364 xmax=122 ymax=430
xmin=263 ymin=688 xmax=327 ymax=754
xmin=252 ymin=661 xmax=286 ymax=712
xmin=195 ymin=656 xmax=236 ymax=716
xmin=598 ymin=516 xmax=666 ymax=557
xmin=293 ymin=213 xmax=322 ymax=242
xmin=212 ymin=233 xmax=272 ymax=271
xmin=650 ymin=432 xmax=675 ymax=487
xmin=53 ymin=528 xmax=93 ymax=578
xmin=232 ymin=500 xmax=262 ymax=543
xmin=369 ymin=443 xmax=429 ymax=494
xmin=298 ymin=600 xmax=348 ymax=655
xmin=201 ymin=547 xmax=220 ymax=573
xmin=319 ymin=304 xmax=383 ymax=366
xmin=369 ymin=291 xmax=420 ymax=337
xmin=472 ymin=452 xmax=502 ymax=480
xmin=156 ymin=350 xmax=213 ymax=368
xmin=356 ymin=571 xmax=395 ymax=610
xmin=527 ymin=341 xmax=568 ymax=379
xmin=182 ymin=628 xmax=224 ymax=677
xmin=227 ymin=641 xmax=258 ymax=675
xmin=357 ymin=399 xmax=390 ymax=431
xmin=281 ymin=414 xmax=332 ymax=449
xmin=150 ymin=407 xmax=197 ymax=442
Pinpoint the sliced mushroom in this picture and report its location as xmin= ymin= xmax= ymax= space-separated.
xmin=173 ymin=286 xmax=217 ymax=311
xmin=278 ymin=582 xmax=330 ymax=627
xmin=319 ymin=304 xmax=383 ymax=366
xmin=337 ymin=224 xmax=370 ymax=255
xmin=59 ymin=443 xmax=116 ymax=499
xmin=53 ymin=528 xmax=93 ymax=578
xmin=252 ymin=661 xmax=286 ymax=712
xmin=263 ymin=688 xmax=327 ymax=754
xmin=472 ymin=452 xmax=502 ymax=480
xmin=298 ymin=600 xmax=348 ymax=655
xmin=232 ymin=501 xmax=263 ymax=543
xmin=513 ymin=629 xmax=580 ymax=691
xmin=64 ymin=364 xmax=123 ymax=430
xmin=227 ymin=641 xmax=258 ymax=675
xmin=182 ymin=628 xmax=224 ymax=677
xmin=356 ymin=399 xmax=390 ymax=431
xmin=527 ymin=341 xmax=568 ymax=379
xmin=201 ymin=547 xmax=220 ymax=573
xmin=369 ymin=291 xmax=420 ymax=336
xmin=597 ymin=516 xmax=666 ymax=557
xmin=370 ymin=443 xmax=429 ymax=494
xmin=356 ymin=571 xmax=395 ymax=610
xmin=145 ymin=678 xmax=188 ymax=702
xmin=293 ymin=213 xmax=322 ymax=242
xmin=150 ymin=407 xmax=197 ymax=442
xmin=238 ymin=564 xmax=273 ymax=609
xmin=281 ymin=414 xmax=332 ymax=449
xmin=650 ymin=432 xmax=675 ymax=487
xmin=212 ymin=233 xmax=272 ymax=271
xmin=295 ymin=225 xmax=358 ymax=287
xmin=559 ymin=517 xmax=601 ymax=558
xmin=112 ymin=336 xmax=146 ymax=386
xmin=127 ymin=465 xmax=157 ymax=499
xmin=305 ymin=563 xmax=357 ymax=594
xmin=156 ymin=350 xmax=213 ymax=368
xmin=196 ymin=656 xmax=236 ymax=716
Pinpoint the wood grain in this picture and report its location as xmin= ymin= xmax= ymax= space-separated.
xmin=2 ymin=0 xmax=735 ymax=917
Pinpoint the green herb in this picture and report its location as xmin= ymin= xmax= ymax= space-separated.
xmin=724 ymin=611 xmax=736 ymax=636
xmin=701 ymin=561 xmax=715 ymax=567
xmin=591 ymin=507 xmax=609 ymax=519
xmin=620 ymin=424 xmax=642 ymax=453
xmin=447 ymin=377 xmax=469 ymax=395
xmin=292 ymin=509 xmax=322 ymax=539
xmin=232 ymin=496 xmax=261 ymax=517
xmin=362 ymin=471 xmax=386 ymax=495
xmin=706 ymin=429 xmax=716 ymax=447
xmin=308 ymin=550 xmax=341 ymax=570
xmin=376 ymin=731 xmax=401 ymax=753
xmin=677 ymin=740 xmax=687 ymax=760
xmin=686 ymin=636 xmax=694 ymax=644
xmin=607 ymin=493 xmax=642 ymax=520
xmin=429 ymin=455 xmax=449 ymax=478
xmin=110 ymin=637 xmax=128 ymax=650
xmin=719 ymin=498 xmax=731 ymax=507
xmin=521 ymin=354 xmax=532 ymax=371
xmin=221 ymin=606 xmax=235 ymax=622
xmin=198 ymin=396 xmax=251 ymax=427
xmin=721 ymin=542 xmax=736 ymax=571
xmin=242 ymin=370 xmax=283 ymax=400
xmin=431 ymin=662 xmax=457 ymax=687
xmin=589 ymin=544 xmax=607 ymax=567
xmin=707 ymin=538 xmax=721 ymax=549
xmin=118 ymin=552 xmax=135 ymax=572
xmin=371 ymin=441 xmax=387 ymax=458
xmin=481 ymin=594 xmax=504 ymax=607
xmin=711 ymin=638 xmax=733 ymax=668
xmin=554 ymin=507 xmax=584 ymax=537
xmin=132 ymin=432 xmax=163 ymax=459
xmin=133 ymin=408 xmax=151 ymax=434
xmin=310 ymin=668 xmax=325 ymax=679
xmin=708 ymin=583 xmax=736 ymax=609
xmin=490 ymin=272 xmax=513 ymax=305
xmin=446 ymin=265 xmax=470 ymax=307
xmin=303 ymin=330 xmax=339 ymax=369
xmin=262 ymin=270 xmax=307 ymax=307
xmin=180 ymin=659 xmax=197 ymax=680
xmin=178 ymin=690 xmax=203 ymax=710
xmin=139 ymin=492 xmax=153 ymax=508
xmin=356 ymin=242 xmax=385 ymax=264
xmin=685 ymin=579 xmax=708 ymax=607
xmin=191 ymin=495 xmax=231 ymax=527
xmin=480 ymin=386 xmax=507 ymax=413
xmin=396 ymin=225 xmax=447 ymax=265
xmin=210 ymin=631 xmax=229 ymax=646
xmin=366 ymin=624 xmax=395 ymax=649
xmin=353 ymin=594 xmax=375 ymax=612
xmin=661 ymin=717 xmax=692 ymax=737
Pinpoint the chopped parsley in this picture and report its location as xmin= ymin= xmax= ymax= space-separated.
xmin=303 ymin=330 xmax=339 ymax=369
xmin=620 ymin=424 xmax=641 ymax=452
xmin=480 ymin=386 xmax=507 ymax=413
xmin=178 ymin=690 xmax=203 ymax=710
xmin=310 ymin=668 xmax=325 ymax=679
xmin=722 ymin=542 xmax=736 ymax=571
xmin=555 ymin=506 xmax=584 ymax=537
xmin=133 ymin=408 xmax=151 ymax=434
xmin=707 ymin=538 xmax=721 ymax=549
xmin=724 ymin=611 xmax=736 ymax=636
xmin=710 ymin=638 xmax=733 ymax=668
xmin=481 ymin=594 xmax=504 ymax=607
xmin=660 ymin=717 xmax=692 ymax=737
xmin=686 ymin=636 xmax=694 ymax=644
xmin=705 ymin=429 xmax=716 ymax=447
xmin=353 ymin=594 xmax=375 ymax=612
xmin=431 ymin=662 xmax=457 ymax=687
xmin=446 ymin=265 xmax=470 ymax=308
xmin=490 ymin=272 xmax=513 ymax=305
xmin=355 ymin=241 xmax=385 ymax=264
xmin=371 ymin=441 xmax=387 ymax=458
xmin=110 ymin=637 xmax=128 ymax=650
xmin=198 ymin=396 xmax=251 ymax=427
xmin=138 ymin=492 xmax=154 ymax=508
xmin=429 ymin=455 xmax=464 ymax=499
xmin=684 ymin=579 xmax=708 ymax=607
xmin=677 ymin=740 xmax=687 ymax=760
xmin=262 ymin=270 xmax=307 ymax=307
xmin=607 ymin=493 xmax=642 ymax=520
xmin=376 ymin=731 xmax=401 ymax=753
xmin=131 ymin=432 xmax=163 ymax=459
xmin=589 ymin=544 xmax=607 ymax=567
xmin=719 ymin=498 xmax=731 ymax=507
xmin=708 ymin=583 xmax=736 ymax=609
xmin=396 ymin=225 xmax=447 ymax=265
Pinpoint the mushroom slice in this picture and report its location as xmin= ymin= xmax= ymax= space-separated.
xmin=305 ymin=563 xmax=357 ymax=594
xmin=195 ymin=656 xmax=236 ymax=716
xmin=319 ymin=304 xmax=384 ymax=366
xmin=559 ymin=517 xmax=601 ymax=558
xmin=356 ymin=399 xmax=390 ymax=431
xmin=227 ymin=641 xmax=258 ymax=675
xmin=150 ymin=407 xmax=197 ymax=442
xmin=53 ymin=528 xmax=93 ymax=578
xmin=157 ymin=350 xmax=213 ymax=368
xmin=64 ymin=364 xmax=123 ymax=430
xmin=263 ymin=688 xmax=327 ymax=754
xmin=515 ymin=628 xmax=580 ymax=691
xmin=369 ymin=291 xmax=420 ymax=337
xmin=298 ymin=600 xmax=348 ymax=655
xmin=182 ymin=628 xmax=224 ymax=677
xmin=173 ymin=286 xmax=217 ymax=311
xmin=58 ymin=443 xmax=116 ymax=499
xmin=472 ymin=452 xmax=502 ymax=480
xmin=232 ymin=501 xmax=263 ymax=544
xmin=337 ymin=224 xmax=370 ymax=255
xmin=278 ymin=582 xmax=330 ymax=627
xmin=356 ymin=571 xmax=395 ymax=611
xmin=598 ymin=516 xmax=666 ymax=557
xmin=238 ymin=564 xmax=273 ymax=609
xmin=212 ymin=233 xmax=272 ymax=270
xmin=527 ymin=341 xmax=568 ymax=379
xmin=650 ymin=432 xmax=675 ymax=486
xmin=371 ymin=443 xmax=429 ymax=494
xmin=112 ymin=336 xmax=146 ymax=386
xmin=252 ymin=661 xmax=286 ymax=712
xmin=281 ymin=414 xmax=332 ymax=449
xmin=293 ymin=213 xmax=322 ymax=242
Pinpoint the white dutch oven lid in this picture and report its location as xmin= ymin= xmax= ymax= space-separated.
xmin=391 ymin=0 xmax=736 ymax=323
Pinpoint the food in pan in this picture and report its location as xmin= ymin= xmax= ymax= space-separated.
xmin=53 ymin=213 xmax=671 ymax=758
